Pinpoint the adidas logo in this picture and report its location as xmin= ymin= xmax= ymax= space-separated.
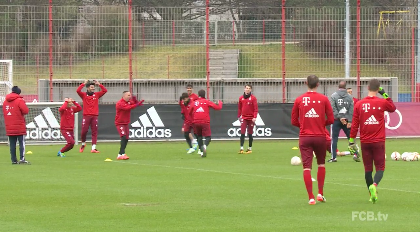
xmin=130 ymin=106 xmax=172 ymax=138
xmin=364 ymin=115 xmax=379 ymax=125
xmin=338 ymin=107 xmax=347 ymax=114
xmin=305 ymin=108 xmax=319 ymax=118
xmin=227 ymin=113 xmax=272 ymax=137
xmin=196 ymin=107 xmax=205 ymax=113
xmin=26 ymin=107 xmax=62 ymax=139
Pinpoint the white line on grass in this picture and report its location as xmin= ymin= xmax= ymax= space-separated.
xmin=116 ymin=162 xmax=420 ymax=194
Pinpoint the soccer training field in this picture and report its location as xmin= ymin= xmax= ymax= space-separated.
xmin=1 ymin=138 xmax=419 ymax=231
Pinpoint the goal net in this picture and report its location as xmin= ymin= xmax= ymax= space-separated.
xmin=0 ymin=60 xmax=13 ymax=104
xmin=0 ymin=102 xmax=79 ymax=145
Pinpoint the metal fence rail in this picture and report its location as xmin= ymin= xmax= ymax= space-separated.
xmin=40 ymin=77 xmax=398 ymax=104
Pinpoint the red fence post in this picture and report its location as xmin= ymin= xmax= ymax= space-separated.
xmin=128 ymin=0 xmax=133 ymax=93
xmin=281 ymin=0 xmax=286 ymax=103
xmin=356 ymin=0 xmax=361 ymax=100
xmin=206 ymin=0 xmax=210 ymax=99
xmin=48 ymin=0 xmax=53 ymax=102
xmin=412 ymin=27 xmax=415 ymax=102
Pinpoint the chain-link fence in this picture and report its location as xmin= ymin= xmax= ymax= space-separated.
xmin=0 ymin=3 xmax=417 ymax=102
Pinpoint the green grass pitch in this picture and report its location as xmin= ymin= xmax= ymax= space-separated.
xmin=1 ymin=138 xmax=419 ymax=231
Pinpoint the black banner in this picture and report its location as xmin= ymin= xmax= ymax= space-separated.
xmin=88 ymin=103 xmax=300 ymax=141
xmin=0 ymin=104 xmax=301 ymax=142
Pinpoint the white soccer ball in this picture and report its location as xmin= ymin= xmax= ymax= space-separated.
xmin=409 ymin=153 xmax=419 ymax=161
xmin=291 ymin=156 xmax=302 ymax=166
xmin=401 ymin=152 xmax=409 ymax=161
xmin=390 ymin=152 xmax=401 ymax=161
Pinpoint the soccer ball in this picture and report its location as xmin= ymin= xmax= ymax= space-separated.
xmin=401 ymin=152 xmax=409 ymax=161
xmin=410 ymin=152 xmax=419 ymax=161
xmin=390 ymin=152 xmax=401 ymax=161
xmin=406 ymin=155 xmax=413 ymax=162
xmin=291 ymin=156 xmax=302 ymax=166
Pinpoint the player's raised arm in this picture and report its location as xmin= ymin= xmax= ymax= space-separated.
xmin=291 ymin=98 xmax=300 ymax=128
xmin=59 ymin=100 xmax=69 ymax=113
xmin=208 ymin=100 xmax=222 ymax=110
xmin=378 ymin=87 xmax=396 ymax=113
xmin=72 ymin=100 xmax=82 ymax=113
xmin=95 ymin=80 xmax=108 ymax=98
xmin=76 ymin=80 xmax=87 ymax=98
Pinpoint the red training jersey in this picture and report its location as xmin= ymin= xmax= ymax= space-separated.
xmin=350 ymin=96 xmax=396 ymax=143
xmin=115 ymin=98 xmax=138 ymax=125
xmin=181 ymin=99 xmax=195 ymax=125
xmin=189 ymin=98 xmax=223 ymax=124
xmin=76 ymin=83 xmax=107 ymax=116
xmin=59 ymin=101 xmax=82 ymax=130
xmin=291 ymin=91 xmax=334 ymax=137
xmin=238 ymin=94 xmax=258 ymax=120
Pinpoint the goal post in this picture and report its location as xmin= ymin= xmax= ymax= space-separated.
xmin=0 ymin=102 xmax=79 ymax=145
xmin=0 ymin=60 xmax=13 ymax=103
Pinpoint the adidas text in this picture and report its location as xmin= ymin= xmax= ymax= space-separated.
xmin=130 ymin=127 xmax=172 ymax=138
xmin=227 ymin=127 xmax=272 ymax=137
xmin=130 ymin=106 xmax=172 ymax=139
xmin=26 ymin=128 xmax=63 ymax=140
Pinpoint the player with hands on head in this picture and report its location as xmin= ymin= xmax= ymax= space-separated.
xmin=115 ymin=91 xmax=144 ymax=160
xmin=76 ymin=79 xmax=107 ymax=153
xmin=348 ymin=80 xmax=396 ymax=204
xmin=58 ymin=97 xmax=82 ymax=157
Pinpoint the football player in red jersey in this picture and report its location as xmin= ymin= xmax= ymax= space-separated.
xmin=115 ymin=91 xmax=144 ymax=160
xmin=180 ymin=92 xmax=198 ymax=154
xmin=58 ymin=98 xmax=82 ymax=157
xmin=179 ymin=84 xmax=199 ymax=148
xmin=76 ymin=80 xmax=107 ymax=153
xmin=237 ymin=84 xmax=258 ymax=154
xmin=349 ymin=79 xmax=396 ymax=203
xmin=188 ymin=89 xmax=223 ymax=157
xmin=291 ymin=75 xmax=334 ymax=205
